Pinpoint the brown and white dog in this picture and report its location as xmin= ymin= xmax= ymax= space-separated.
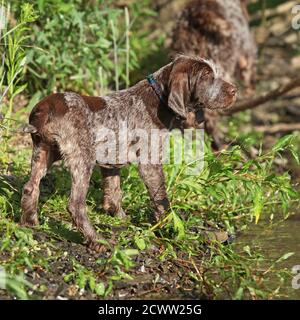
xmin=171 ymin=0 xmax=257 ymax=148
xmin=21 ymin=55 xmax=236 ymax=251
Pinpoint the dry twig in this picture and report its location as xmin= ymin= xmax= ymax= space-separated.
xmin=222 ymin=76 xmax=300 ymax=115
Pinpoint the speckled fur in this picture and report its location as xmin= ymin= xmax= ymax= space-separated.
xmin=21 ymin=55 xmax=237 ymax=250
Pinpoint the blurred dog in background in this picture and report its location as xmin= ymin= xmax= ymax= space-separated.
xmin=171 ymin=0 xmax=257 ymax=149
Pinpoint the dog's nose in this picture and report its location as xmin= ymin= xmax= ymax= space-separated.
xmin=228 ymin=86 xmax=237 ymax=97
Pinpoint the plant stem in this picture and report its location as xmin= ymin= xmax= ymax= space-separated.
xmin=110 ymin=19 xmax=119 ymax=91
xmin=125 ymin=7 xmax=130 ymax=88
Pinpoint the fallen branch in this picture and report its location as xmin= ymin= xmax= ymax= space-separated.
xmin=254 ymin=123 xmax=300 ymax=134
xmin=222 ymin=76 xmax=300 ymax=115
xmin=280 ymin=93 xmax=300 ymax=101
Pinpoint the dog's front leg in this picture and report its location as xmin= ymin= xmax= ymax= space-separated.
xmin=21 ymin=144 xmax=50 ymax=226
xmin=138 ymin=164 xmax=170 ymax=221
xmin=101 ymin=167 xmax=126 ymax=219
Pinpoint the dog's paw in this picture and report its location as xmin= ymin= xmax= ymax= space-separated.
xmin=87 ymin=238 xmax=108 ymax=254
xmin=20 ymin=213 xmax=39 ymax=227
xmin=103 ymin=202 xmax=126 ymax=219
xmin=115 ymin=208 xmax=126 ymax=219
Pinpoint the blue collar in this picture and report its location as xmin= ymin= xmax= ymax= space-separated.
xmin=147 ymin=74 xmax=167 ymax=105
xmin=147 ymin=73 xmax=204 ymax=123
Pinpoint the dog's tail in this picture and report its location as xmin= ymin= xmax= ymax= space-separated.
xmin=22 ymin=124 xmax=38 ymax=134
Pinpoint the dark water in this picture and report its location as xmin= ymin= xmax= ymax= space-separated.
xmin=236 ymin=213 xmax=300 ymax=299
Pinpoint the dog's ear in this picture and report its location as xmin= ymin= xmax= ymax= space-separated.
xmin=168 ymin=71 xmax=189 ymax=119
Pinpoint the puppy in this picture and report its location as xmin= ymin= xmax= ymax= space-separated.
xmin=21 ymin=55 xmax=236 ymax=251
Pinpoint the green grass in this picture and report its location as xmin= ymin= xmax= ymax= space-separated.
xmin=0 ymin=124 xmax=298 ymax=299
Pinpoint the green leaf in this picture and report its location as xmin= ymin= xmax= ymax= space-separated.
xmin=89 ymin=277 xmax=96 ymax=291
xmin=134 ymin=237 xmax=146 ymax=250
xmin=172 ymin=211 xmax=185 ymax=240
xmin=290 ymin=147 xmax=300 ymax=164
xmin=12 ymin=84 xmax=27 ymax=99
xmin=179 ymin=179 xmax=202 ymax=193
xmin=123 ymin=249 xmax=139 ymax=256
xmin=63 ymin=273 xmax=74 ymax=282
xmin=95 ymin=282 xmax=105 ymax=296
xmin=272 ymin=135 xmax=293 ymax=153
xmin=234 ymin=287 xmax=244 ymax=300
xmin=276 ymin=252 xmax=294 ymax=263
xmin=253 ymin=187 xmax=263 ymax=224
xmin=21 ymin=3 xmax=38 ymax=22
xmin=78 ymin=273 xmax=87 ymax=289
xmin=27 ymin=91 xmax=43 ymax=111
xmin=243 ymin=245 xmax=252 ymax=256
xmin=208 ymin=160 xmax=223 ymax=177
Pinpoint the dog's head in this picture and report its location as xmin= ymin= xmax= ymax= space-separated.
xmin=167 ymin=55 xmax=237 ymax=119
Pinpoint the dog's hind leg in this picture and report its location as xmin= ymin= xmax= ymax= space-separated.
xmin=101 ymin=167 xmax=125 ymax=219
xmin=21 ymin=143 xmax=54 ymax=226
xmin=67 ymin=163 xmax=105 ymax=252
